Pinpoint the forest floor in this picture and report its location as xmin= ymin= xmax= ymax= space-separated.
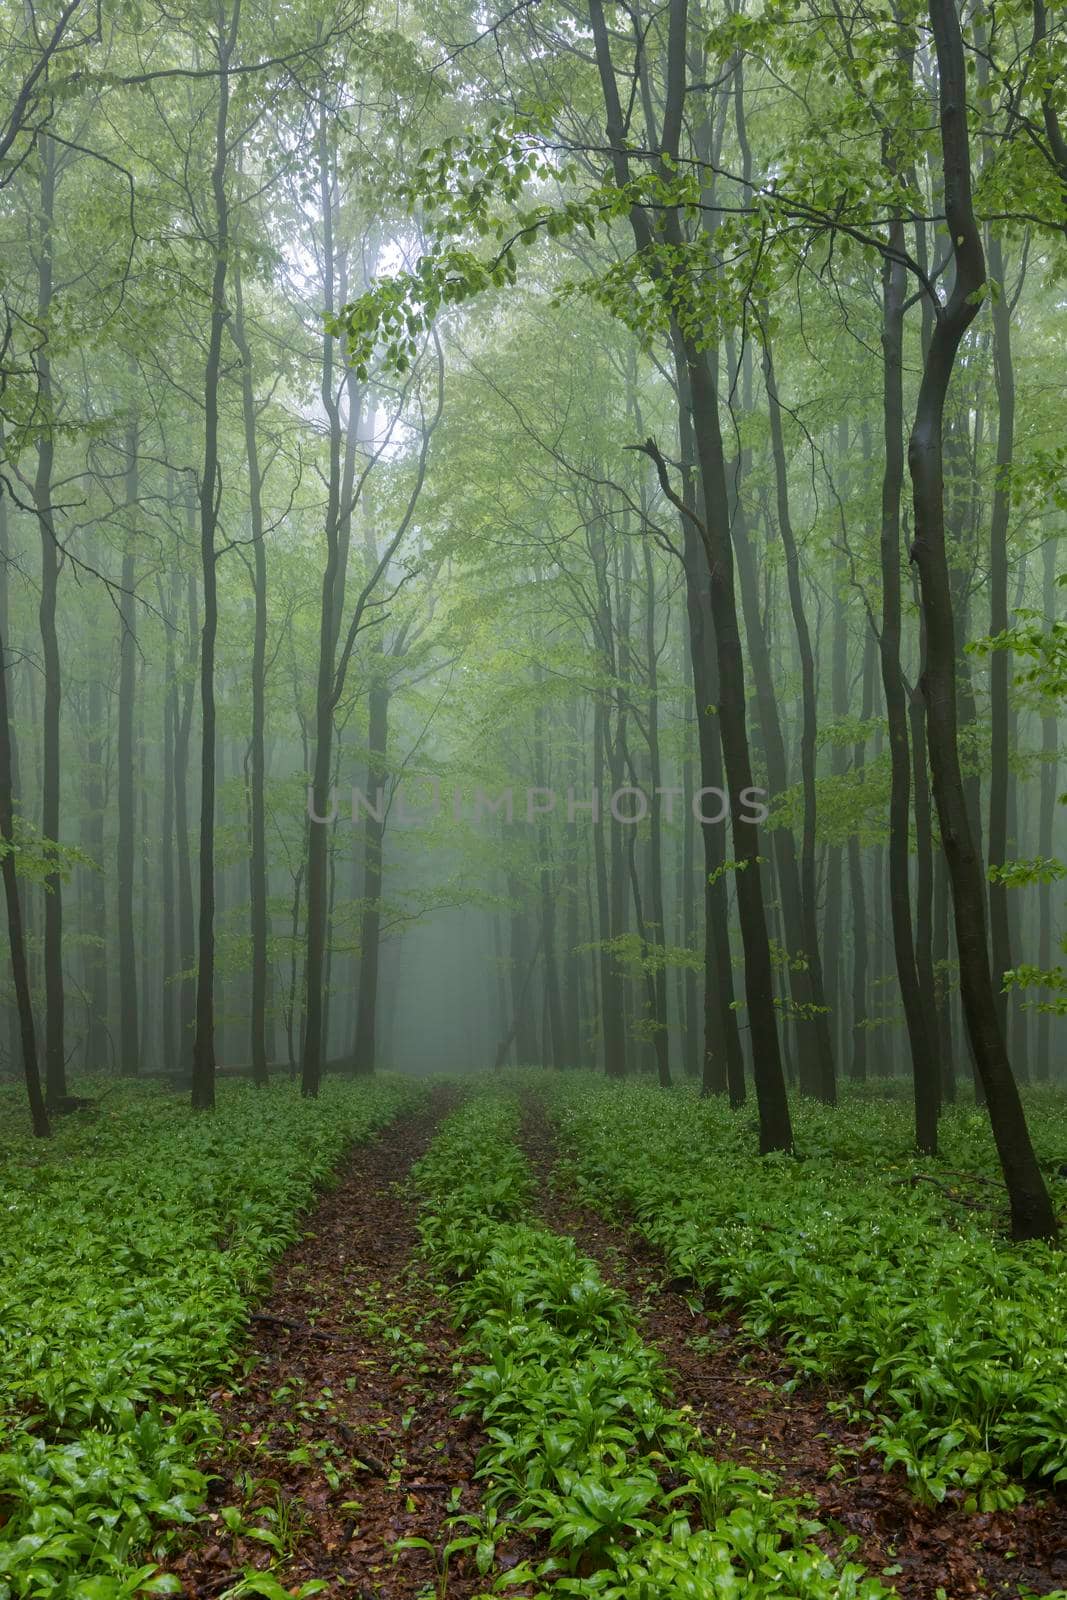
xmin=516 ymin=1099 xmax=1067 ymax=1600
xmin=151 ymin=1086 xmax=1067 ymax=1600
xmin=159 ymin=1090 xmax=498 ymax=1600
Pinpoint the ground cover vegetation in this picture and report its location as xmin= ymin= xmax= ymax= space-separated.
xmin=410 ymin=1089 xmax=896 ymax=1598
xmin=0 ymin=1077 xmax=1065 ymax=1596
xmin=0 ymin=1077 xmax=423 ymax=1599
xmin=543 ymin=1076 xmax=1067 ymax=1513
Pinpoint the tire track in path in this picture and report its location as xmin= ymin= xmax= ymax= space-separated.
xmin=518 ymin=1095 xmax=1067 ymax=1600
xmin=163 ymin=1088 xmax=490 ymax=1600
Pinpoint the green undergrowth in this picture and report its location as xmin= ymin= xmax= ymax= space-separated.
xmin=0 ymin=1075 xmax=425 ymax=1600
xmin=410 ymin=1091 xmax=892 ymax=1599
xmin=540 ymin=1074 xmax=1067 ymax=1512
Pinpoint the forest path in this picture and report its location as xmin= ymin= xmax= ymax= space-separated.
xmin=162 ymin=1088 xmax=490 ymax=1600
xmin=517 ymin=1097 xmax=1067 ymax=1600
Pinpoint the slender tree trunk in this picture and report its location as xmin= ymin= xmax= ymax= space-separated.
xmin=593 ymin=695 xmax=627 ymax=1075
xmin=910 ymin=0 xmax=1055 ymax=1239
xmin=191 ymin=0 xmax=240 ymax=1111
xmin=533 ymin=696 xmax=565 ymax=1071
xmin=1036 ymin=535 xmax=1059 ymax=1083
xmin=824 ymin=537 xmax=848 ymax=1063
xmin=849 ymin=631 xmax=877 ymax=1080
xmin=732 ymin=492 xmax=822 ymax=1092
xmin=352 ymin=675 xmax=388 ymax=1074
xmin=679 ymin=644 xmax=700 ymax=1079
xmin=301 ymin=124 xmax=369 ymax=1097
xmin=562 ymin=702 xmax=583 ymax=1066
xmin=878 ymin=211 xmax=938 ymax=1151
xmin=175 ymin=561 xmax=197 ymax=1077
xmin=82 ymin=661 xmax=109 ymax=1069
xmin=117 ymin=408 xmax=139 ymax=1077
xmin=934 ymin=845 xmax=956 ymax=1100
xmin=762 ymin=338 xmax=835 ymax=1103
xmin=0 ymin=622 xmax=49 ymax=1136
xmin=230 ymin=256 xmax=270 ymax=1085
xmin=986 ymin=229 xmax=1016 ymax=1035
xmin=675 ymin=400 xmax=744 ymax=1102
xmin=34 ymin=135 xmax=66 ymax=1106
xmin=640 ymin=543 xmax=670 ymax=1086
xmin=159 ymin=577 xmax=177 ymax=1077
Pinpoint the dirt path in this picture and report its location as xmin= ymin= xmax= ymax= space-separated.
xmin=162 ymin=1092 xmax=490 ymax=1600
xmin=518 ymin=1102 xmax=1067 ymax=1600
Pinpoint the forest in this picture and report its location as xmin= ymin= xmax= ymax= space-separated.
xmin=1 ymin=0 xmax=1066 ymax=1593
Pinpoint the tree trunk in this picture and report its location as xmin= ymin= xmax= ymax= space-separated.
xmin=175 ymin=560 xmax=197 ymax=1077
xmin=191 ymin=0 xmax=240 ymax=1111
xmin=159 ymin=575 xmax=177 ymax=1077
xmin=675 ymin=382 xmax=745 ymax=1102
xmin=0 ymin=622 xmax=50 ymax=1137
xmin=352 ymin=674 xmax=388 ymax=1074
xmin=762 ymin=337 xmax=836 ymax=1103
xmin=985 ymin=229 xmax=1016 ymax=1035
xmin=640 ymin=542 xmax=671 ymax=1086
xmin=1036 ymin=535 xmax=1059 ymax=1083
xmin=34 ymin=134 xmax=66 ymax=1107
xmin=230 ymin=254 xmax=270 ymax=1086
xmin=880 ymin=212 xmax=938 ymax=1153
xmin=848 ymin=631 xmax=877 ymax=1079
xmin=910 ymin=0 xmax=1055 ymax=1239
xmin=117 ymin=408 xmax=139 ymax=1077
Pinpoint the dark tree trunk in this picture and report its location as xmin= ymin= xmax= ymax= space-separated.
xmin=1036 ymin=536 xmax=1058 ymax=1083
xmin=34 ymin=135 xmax=65 ymax=1107
xmin=0 ymin=622 xmax=50 ymax=1137
xmin=675 ymin=381 xmax=744 ymax=1102
xmin=640 ymin=543 xmax=671 ymax=1086
xmin=880 ymin=211 xmax=938 ymax=1153
xmin=909 ymin=0 xmax=1055 ymax=1240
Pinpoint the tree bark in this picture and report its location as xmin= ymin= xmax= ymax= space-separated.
xmin=909 ymin=0 xmax=1055 ymax=1239
xmin=191 ymin=0 xmax=241 ymax=1111
xmin=34 ymin=134 xmax=66 ymax=1107
xmin=0 ymin=621 xmax=50 ymax=1136
xmin=1036 ymin=535 xmax=1059 ymax=1082
xmin=880 ymin=211 xmax=938 ymax=1153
